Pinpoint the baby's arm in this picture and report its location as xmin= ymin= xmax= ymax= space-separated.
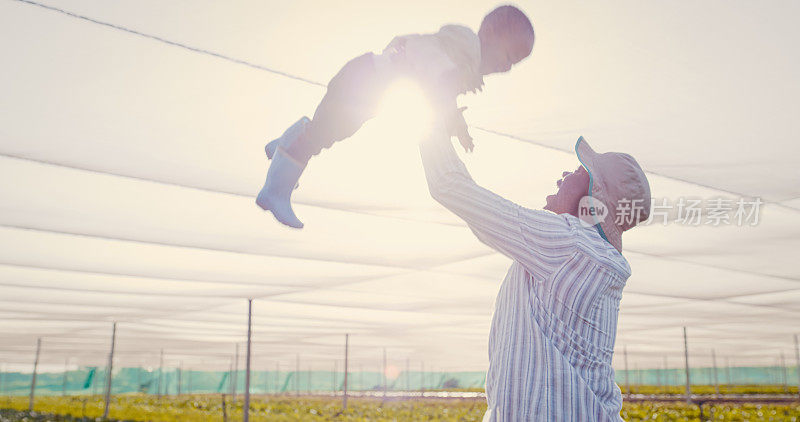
xmin=443 ymin=103 xmax=473 ymax=152
xmin=431 ymin=72 xmax=474 ymax=152
xmin=401 ymin=38 xmax=474 ymax=151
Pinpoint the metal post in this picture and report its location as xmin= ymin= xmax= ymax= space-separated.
xmin=683 ymin=327 xmax=691 ymax=404
xmin=221 ymin=394 xmax=228 ymax=422
xmin=726 ymin=357 xmax=731 ymax=386
xmin=780 ymin=351 xmax=788 ymax=393
xmin=188 ymin=366 xmax=192 ymax=395
xmin=623 ymin=345 xmax=630 ymax=397
xmin=359 ymin=364 xmax=363 ymax=392
xmin=295 ymin=354 xmax=299 ymax=396
xmin=794 ymin=334 xmax=800 ymax=398
xmin=662 ymin=356 xmax=668 ymax=393
xmin=92 ymin=364 xmax=98 ymax=396
xmin=177 ymin=362 xmax=182 ymax=396
xmin=307 ymin=365 xmax=312 ymax=393
xmin=244 ymin=299 xmax=252 ymax=422
xmin=420 ymin=361 xmax=425 ymax=396
xmin=275 ymin=362 xmax=279 ymax=394
xmin=28 ymin=337 xmax=41 ymax=411
xmin=229 ymin=358 xmax=234 ymax=397
xmin=772 ymin=357 xmax=778 ymax=385
xmin=657 ymin=358 xmax=662 ymax=392
xmin=62 ymin=358 xmax=68 ymax=396
xmin=158 ymin=349 xmax=164 ymax=398
xmin=233 ymin=343 xmax=239 ymax=402
xmin=343 ymin=334 xmax=349 ymax=410
xmin=711 ymin=349 xmax=719 ymax=395
xmin=333 ymin=360 xmax=337 ymax=393
xmin=103 ymin=322 xmax=117 ymax=419
xmin=136 ymin=365 xmax=141 ymax=393
xmin=382 ymin=348 xmax=387 ymax=399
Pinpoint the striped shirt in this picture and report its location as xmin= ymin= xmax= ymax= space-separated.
xmin=420 ymin=122 xmax=632 ymax=421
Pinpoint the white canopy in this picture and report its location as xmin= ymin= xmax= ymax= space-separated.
xmin=1 ymin=0 xmax=798 ymax=372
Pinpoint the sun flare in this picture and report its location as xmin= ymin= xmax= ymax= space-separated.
xmin=374 ymin=78 xmax=434 ymax=142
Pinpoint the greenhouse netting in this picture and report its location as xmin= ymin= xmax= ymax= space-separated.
xmin=0 ymin=366 xmax=796 ymax=397
xmin=0 ymin=0 xmax=799 ymax=392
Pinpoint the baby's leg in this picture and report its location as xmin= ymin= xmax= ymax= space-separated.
xmin=286 ymin=52 xmax=391 ymax=163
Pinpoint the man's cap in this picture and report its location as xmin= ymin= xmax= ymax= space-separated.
xmin=575 ymin=136 xmax=651 ymax=253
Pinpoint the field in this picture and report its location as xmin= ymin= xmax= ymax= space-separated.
xmin=618 ymin=385 xmax=799 ymax=395
xmin=1 ymin=394 xmax=799 ymax=421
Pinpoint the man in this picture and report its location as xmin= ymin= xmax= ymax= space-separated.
xmin=420 ymin=125 xmax=651 ymax=421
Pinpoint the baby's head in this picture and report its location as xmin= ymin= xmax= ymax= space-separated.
xmin=478 ymin=5 xmax=534 ymax=75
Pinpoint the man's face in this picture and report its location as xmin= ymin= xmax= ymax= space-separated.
xmin=543 ymin=165 xmax=591 ymax=216
xmin=479 ymin=27 xmax=534 ymax=75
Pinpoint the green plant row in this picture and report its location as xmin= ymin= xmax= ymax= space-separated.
xmin=1 ymin=394 xmax=798 ymax=421
xmin=619 ymin=384 xmax=799 ymax=395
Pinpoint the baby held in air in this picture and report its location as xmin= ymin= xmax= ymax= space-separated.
xmin=256 ymin=5 xmax=535 ymax=228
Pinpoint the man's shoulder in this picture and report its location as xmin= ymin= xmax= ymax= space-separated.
xmin=562 ymin=214 xmax=632 ymax=278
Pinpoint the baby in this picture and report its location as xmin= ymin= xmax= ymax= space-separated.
xmin=257 ymin=5 xmax=535 ymax=228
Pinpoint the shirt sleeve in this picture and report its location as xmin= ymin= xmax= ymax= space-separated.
xmin=419 ymin=121 xmax=577 ymax=280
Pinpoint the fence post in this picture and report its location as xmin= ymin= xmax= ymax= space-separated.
xmin=92 ymin=363 xmax=98 ymax=396
xmin=221 ymin=394 xmax=228 ymax=422
xmin=343 ymin=334 xmax=349 ymax=410
xmin=62 ymin=358 xmax=68 ymax=396
xmin=229 ymin=358 xmax=234 ymax=397
xmin=683 ymin=327 xmax=691 ymax=404
xmin=780 ymin=351 xmax=788 ymax=393
xmin=244 ymin=298 xmax=252 ymax=422
xmin=794 ymin=334 xmax=800 ymax=399
xmin=623 ymin=345 xmax=630 ymax=397
xmin=657 ymin=357 xmax=662 ymax=393
xmin=726 ymin=357 xmax=731 ymax=387
xmin=28 ymin=337 xmax=41 ymax=411
xmin=420 ymin=361 xmax=425 ymax=397
xmin=233 ymin=343 xmax=239 ymax=402
xmin=295 ymin=354 xmax=300 ymax=397
xmin=275 ymin=362 xmax=279 ymax=394
xmin=382 ymin=348 xmax=387 ymax=399
xmin=103 ymin=322 xmax=117 ymax=419
xmin=158 ymin=349 xmax=164 ymax=399
xmin=177 ymin=362 xmax=182 ymax=396
xmin=711 ymin=349 xmax=719 ymax=395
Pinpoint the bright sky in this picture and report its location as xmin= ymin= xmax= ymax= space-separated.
xmin=1 ymin=0 xmax=799 ymax=372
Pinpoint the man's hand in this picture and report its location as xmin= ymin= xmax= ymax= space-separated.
xmin=446 ymin=106 xmax=474 ymax=152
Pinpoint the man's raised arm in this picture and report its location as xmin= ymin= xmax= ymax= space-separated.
xmin=419 ymin=121 xmax=576 ymax=280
